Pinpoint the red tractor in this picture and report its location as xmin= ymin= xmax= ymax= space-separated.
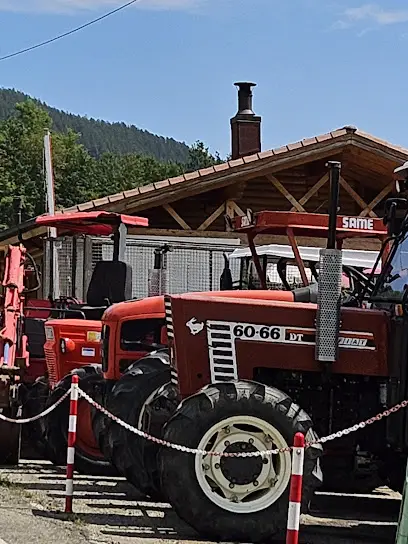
xmin=90 ymin=160 xmax=408 ymax=542
xmin=0 ymin=211 xmax=148 ymax=469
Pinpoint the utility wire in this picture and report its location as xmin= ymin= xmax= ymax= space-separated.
xmin=0 ymin=0 xmax=140 ymax=62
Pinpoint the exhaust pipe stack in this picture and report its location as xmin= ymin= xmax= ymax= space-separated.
xmin=315 ymin=161 xmax=343 ymax=364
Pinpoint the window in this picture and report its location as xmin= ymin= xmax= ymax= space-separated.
xmin=374 ymin=233 xmax=408 ymax=302
xmin=101 ymin=325 xmax=110 ymax=373
xmin=120 ymin=318 xmax=165 ymax=351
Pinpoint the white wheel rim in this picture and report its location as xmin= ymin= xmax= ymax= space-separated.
xmin=194 ymin=415 xmax=291 ymax=514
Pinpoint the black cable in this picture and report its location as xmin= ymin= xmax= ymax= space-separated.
xmin=0 ymin=0 xmax=140 ymax=62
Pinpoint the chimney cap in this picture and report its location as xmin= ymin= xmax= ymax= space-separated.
xmin=234 ymin=81 xmax=257 ymax=88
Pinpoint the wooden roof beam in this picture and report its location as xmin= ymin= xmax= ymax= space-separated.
xmin=162 ymin=203 xmax=191 ymax=230
xmin=339 ymin=175 xmax=377 ymax=218
xmin=266 ymin=174 xmax=306 ymax=212
xmin=198 ymin=203 xmax=226 ymax=231
xmin=359 ymin=181 xmax=394 ymax=217
xmin=290 ymin=172 xmax=329 ymax=212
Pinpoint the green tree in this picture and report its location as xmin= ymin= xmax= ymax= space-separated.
xmin=185 ymin=141 xmax=223 ymax=172
xmin=0 ymin=101 xmax=221 ymax=230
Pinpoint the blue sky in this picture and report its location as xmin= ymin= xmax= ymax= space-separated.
xmin=1 ymin=0 xmax=408 ymax=158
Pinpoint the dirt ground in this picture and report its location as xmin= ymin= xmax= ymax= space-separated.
xmin=0 ymin=460 xmax=401 ymax=544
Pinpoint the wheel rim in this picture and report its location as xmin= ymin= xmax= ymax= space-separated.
xmin=194 ymin=415 xmax=291 ymax=514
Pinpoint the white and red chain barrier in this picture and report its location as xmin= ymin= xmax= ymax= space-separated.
xmin=77 ymin=386 xmax=408 ymax=457
xmin=3 ymin=374 xmax=408 ymax=533
xmin=0 ymin=389 xmax=70 ymax=424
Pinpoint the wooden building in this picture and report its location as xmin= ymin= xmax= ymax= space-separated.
xmin=1 ymin=82 xmax=408 ymax=253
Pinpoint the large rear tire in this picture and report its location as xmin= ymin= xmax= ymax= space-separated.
xmin=96 ymin=350 xmax=179 ymax=498
xmin=159 ymin=381 xmax=323 ymax=543
xmin=0 ymin=407 xmax=21 ymax=465
xmin=44 ymin=365 xmax=116 ymax=476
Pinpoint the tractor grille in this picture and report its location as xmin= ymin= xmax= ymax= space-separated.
xmin=44 ymin=345 xmax=59 ymax=388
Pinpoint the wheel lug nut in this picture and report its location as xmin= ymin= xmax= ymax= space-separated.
xmin=262 ymin=458 xmax=268 ymax=464
xmin=253 ymin=480 xmax=259 ymax=487
xmin=229 ymin=483 xmax=235 ymax=489
xmin=224 ymin=441 xmax=230 ymax=447
xmin=203 ymin=464 xmax=209 ymax=470
xmin=215 ymin=463 xmax=220 ymax=469
xmin=249 ymin=438 xmax=254 ymax=445
xmin=224 ymin=426 xmax=231 ymax=434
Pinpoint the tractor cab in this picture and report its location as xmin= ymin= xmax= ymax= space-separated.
xmin=229 ymin=207 xmax=388 ymax=305
xmin=36 ymin=211 xmax=148 ymax=319
xmin=33 ymin=211 xmax=148 ymax=387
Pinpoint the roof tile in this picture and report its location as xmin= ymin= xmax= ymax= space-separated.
xmin=139 ymin=183 xmax=155 ymax=194
xmin=198 ymin=166 xmax=216 ymax=176
xmin=330 ymin=128 xmax=348 ymax=138
xmin=243 ymin=153 xmax=259 ymax=163
xmin=228 ymin=158 xmax=245 ymax=168
xmin=169 ymin=175 xmax=187 ymax=185
xmin=108 ymin=193 xmax=126 ymax=203
xmin=274 ymin=146 xmax=288 ymax=155
xmin=257 ymin=149 xmax=274 ymax=159
xmin=123 ymin=187 xmax=140 ymax=198
xmin=214 ymin=162 xmax=230 ymax=172
xmin=302 ymin=137 xmax=318 ymax=146
xmin=154 ymin=179 xmax=170 ymax=189
xmin=184 ymin=171 xmax=201 ymax=181
xmin=316 ymin=132 xmax=333 ymax=143
xmin=91 ymin=197 xmax=110 ymax=207
xmin=78 ymin=202 xmax=95 ymax=211
xmin=287 ymin=141 xmax=303 ymax=151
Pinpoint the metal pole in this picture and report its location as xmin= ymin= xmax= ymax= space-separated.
xmin=286 ymin=433 xmax=305 ymax=544
xmin=326 ymin=161 xmax=341 ymax=250
xmin=65 ymin=374 xmax=79 ymax=514
xmin=44 ymin=130 xmax=60 ymax=299
xmin=395 ymin=457 xmax=408 ymax=543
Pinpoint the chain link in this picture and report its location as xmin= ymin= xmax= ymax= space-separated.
xmin=0 ymin=389 xmax=71 ymax=424
xmin=78 ymin=388 xmax=408 ymax=458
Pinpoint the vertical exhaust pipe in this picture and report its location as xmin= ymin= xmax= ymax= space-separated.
xmin=315 ymin=161 xmax=343 ymax=364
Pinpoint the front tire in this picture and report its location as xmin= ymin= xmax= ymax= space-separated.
xmin=44 ymin=365 xmax=116 ymax=476
xmin=159 ymin=381 xmax=322 ymax=543
xmin=98 ymin=350 xmax=179 ymax=498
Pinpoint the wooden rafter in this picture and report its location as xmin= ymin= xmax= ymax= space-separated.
xmin=163 ymin=203 xmax=191 ymax=230
xmin=229 ymin=201 xmax=245 ymax=217
xmin=197 ymin=202 xmax=225 ymax=231
xmin=267 ymin=174 xmax=306 ymax=212
xmin=290 ymin=173 xmax=329 ymax=212
xmin=359 ymin=181 xmax=394 ymax=217
xmin=339 ymin=176 xmax=377 ymax=218
xmin=225 ymin=200 xmax=235 ymax=232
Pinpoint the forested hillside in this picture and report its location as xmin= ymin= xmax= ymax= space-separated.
xmin=0 ymin=88 xmax=190 ymax=163
xmin=0 ymin=100 xmax=222 ymax=230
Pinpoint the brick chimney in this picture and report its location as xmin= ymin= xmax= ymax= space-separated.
xmin=230 ymin=82 xmax=261 ymax=160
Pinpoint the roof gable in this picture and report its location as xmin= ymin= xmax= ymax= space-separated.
xmin=63 ymin=126 xmax=408 ymax=215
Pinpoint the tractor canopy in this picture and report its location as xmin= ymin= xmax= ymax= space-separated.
xmin=234 ymin=210 xmax=387 ymax=242
xmin=35 ymin=211 xmax=149 ymax=236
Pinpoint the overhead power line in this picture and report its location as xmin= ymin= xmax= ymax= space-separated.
xmin=0 ymin=0 xmax=140 ymax=62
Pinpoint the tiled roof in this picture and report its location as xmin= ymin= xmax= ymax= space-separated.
xmin=56 ymin=126 xmax=408 ymax=214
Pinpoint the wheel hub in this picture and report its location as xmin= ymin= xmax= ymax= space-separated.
xmin=194 ymin=416 xmax=292 ymax=514
xmin=220 ymin=442 xmax=263 ymax=485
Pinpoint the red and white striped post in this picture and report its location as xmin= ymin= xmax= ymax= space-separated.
xmin=286 ymin=432 xmax=305 ymax=544
xmin=65 ymin=373 xmax=79 ymax=514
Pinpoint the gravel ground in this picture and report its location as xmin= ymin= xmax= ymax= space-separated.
xmin=0 ymin=460 xmax=401 ymax=544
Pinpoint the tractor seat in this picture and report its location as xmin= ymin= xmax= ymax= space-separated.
xmin=68 ymin=260 xmax=133 ymax=320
